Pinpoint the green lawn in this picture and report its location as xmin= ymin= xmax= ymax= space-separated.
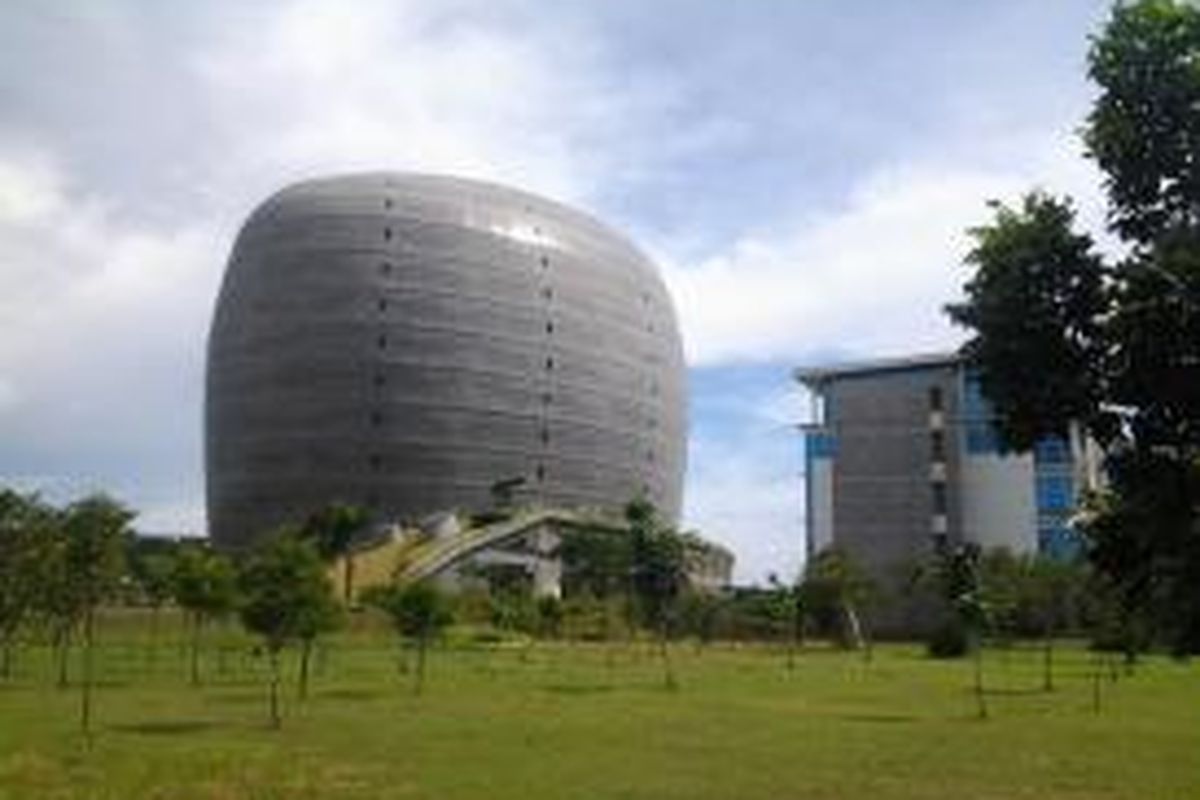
xmin=1 ymin=612 xmax=1197 ymax=799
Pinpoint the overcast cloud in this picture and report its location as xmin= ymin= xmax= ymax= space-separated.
xmin=0 ymin=0 xmax=1112 ymax=582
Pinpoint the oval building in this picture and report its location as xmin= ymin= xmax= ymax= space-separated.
xmin=205 ymin=173 xmax=686 ymax=548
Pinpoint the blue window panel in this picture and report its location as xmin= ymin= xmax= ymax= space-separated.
xmin=806 ymin=432 xmax=836 ymax=459
xmin=963 ymin=374 xmax=994 ymax=418
xmin=966 ymin=422 xmax=999 ymax=454
xmin=1036 ymin=474 xmax=1073 ymax=511
xmin=1034 ymin=436 xmax=1071 ymax=464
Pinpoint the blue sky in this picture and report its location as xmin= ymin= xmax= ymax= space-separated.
xmin=0 ymin=0 xmax=1114 ymax=582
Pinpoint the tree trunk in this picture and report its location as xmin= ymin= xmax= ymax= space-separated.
xmin=343 ymin=555 xmax=356 ymax=605
xmin=298 ymin=638 xmax=312 ymax=700
xmin=81 ymin=606 xmax=95 ymax=739
xmin=55 ymin=626 xmax=71 ymax=689
xmin=190 ymin=612 xmax=203 ymax=687
xmin=0 ymin=633 xmax=13 ymax=680
xmin=972 ymin=633 xmax=988 ymax=720
xmin=842 ymin=601 xmax=864 ymax=650
xmin=658 ymin=619 xmax=677 ymax=691
xmin=1041 ymin=633 xmax=1055 ymax=692
xmin=147 ymin=604 xmax=160 ymax=676
xmin=268 ymin=649 xmax=282 ymax=729
xmin=414 ymin=639 xmax=427 ymax=696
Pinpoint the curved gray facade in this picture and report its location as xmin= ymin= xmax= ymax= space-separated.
xmin=205 ymin=173 xmax=686 ymax=547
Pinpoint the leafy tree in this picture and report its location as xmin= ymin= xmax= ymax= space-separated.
xmin=301 ymin=503 xmax=368 ymax=604
xmin=921 ymin=538 xmax=990 ymax=717
xmin=238 ymin=532 xmax=337 ymax=728
xmin=948 ymin=0 xmax=1200 ymax=655
xmin=945 ymin=192 xmax=1111 ymax=452
xmin=365 ymin=582 xmax=453 ymax=695
xmin=678 ymin=590 xmax=727 ymax=651
xmin=1015 ymin=555 xmax=1088 ymax=691
xmin=131 ymin=550 xmax=177 ymax=670
xmin=765 ymin=574 xmax=806 ymax=669
xmin=560 ymin=525 xmax=632 ymax=602
xmin=171 ymin=545 xmax=238 ymax=686
xmin=1085 ymin=0 xmax=1200 ymax=244
xmin=802 ymin=548 xmax=873 ymax=652
xmin=61 ymin=495 xmax=133 ymax=736
xmin=626 ymin=498 xmax=688 ymax=690
xmin=535 ymin=595 xmax=564 ymax=640
xmin=0 ymin=490 xmax=55 ymax=679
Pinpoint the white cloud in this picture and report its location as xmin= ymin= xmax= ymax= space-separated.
xmin=664 ymin=128 xmax=1109 ymax=367
xmin=188 ymin=0 xmax=667 ymax=207
xmin=0 ymin=150 xmax=221 ymax=491
xmin=684 ymin=432 xmax=802 ymax=584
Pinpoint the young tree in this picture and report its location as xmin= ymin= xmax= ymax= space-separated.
xmin=921 ymin=538 xmax=990 ymax=718
xmin=626 ymin=498 xmax=688 ymax=690
xmin=678 ymin=590 xmax=726 ymax=652
xmin=171 ymin=545 xmax=238 ymax=686
xmin=238 ymin=532 xmax=337 ymax=728
xmin=535 ymin=595 xmax=564 ymax=640
xmin=301 ymin=503 xmax=368 ymax=604
xmin=365 ymin=582 xmax=453 ymax=695
xmin=61 ymin=495 xmax=133 ymax=737
xmin=0 ymin=490 xmax=54 ymax=679
xmin=765 ymin=574 xmax=806 ymax=669
xmin=802 ymin=548 xmax=873 ymax=652
xmin=130 ymin=549 xmax=177 ymax=671
xmin=1016 ymin=556 xmax=1086 ymax=692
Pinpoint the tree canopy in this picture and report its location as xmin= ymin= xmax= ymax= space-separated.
xmin=948 ymin=0 xmax=1200 ymax=654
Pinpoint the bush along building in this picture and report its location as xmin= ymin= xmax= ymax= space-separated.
xmin=795 ymin=352 xmax=1102 ymax=634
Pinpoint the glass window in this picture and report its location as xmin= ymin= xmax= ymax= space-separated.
xmin=966 ymin=422 xmax=999 ymax=454
xmin=930 ymin=430 xmax=946 ymax=461
xmin=1036 ymin=474 xmax=1073 ymax=511
xmin=806 ymin=432 xmax=836 ymax=459
xmin=1034 ymin=436 xmax=1071 ymax=464
xmin=932 ymin=482 xmax=947 ymax=515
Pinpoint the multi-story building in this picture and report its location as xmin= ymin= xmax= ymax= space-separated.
xmin=795 ymin=352 xmax=1101 ymax=630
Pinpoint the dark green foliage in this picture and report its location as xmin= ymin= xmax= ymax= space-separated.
xmin=237 ymin=532 xmax=339 ymax=726
xmin=919 ymin=539 xmax=988 ymax=656
xmin=560 ymin=525 xmax=631 ymax=600
xmin=926 ymin=622 xmax=970 ymax=659
xmin=535 ymin=595 xmax=564 ymax=639
xmin=364 ymin=582 xmax=453 ymax=694
xmin=625 ymin=497 xmax=688 ymax=688
xmin=0 ymin=491 xmax=55 ymax=677
xmin=677 ymin=590 xmax=727 ymax=647
xmin=301 ymin=503 xmax=368 ymax=603
xmin=802 ymin=548 xmax=872 ymax=649
xmin=61 ymin=495 xmax=134 ymax=736
xmin=171 ymin=545 xmax=238 ymax=686
xmin=945 ymin=193 xmax=1110 ymax=452
xmin=626 ymin=498 xmax=688 ymax=633
xmin=1085 ymin=0 xmax=1200 ymax=244
xmin=948 ymin=0 xmax=1200 ymax=656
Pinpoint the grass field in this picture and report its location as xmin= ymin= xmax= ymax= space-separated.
xmin=0 ymin=610 xmax=1197 ymax=799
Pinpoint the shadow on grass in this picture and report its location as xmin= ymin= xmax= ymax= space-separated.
xmin=319 ymin=688 xmax=383 ymax=701
xmin=973 ymin=686 xmax=1047 ymax=697
xmin=836 ymin=713 xmax=918 ymax=724
xmin=541 ymin=683 xmax=615 ymax=696
xmin=206 ymin=690 xmax=263 ymax=705
xmin=110 ymin=719 xmax=225 ymax=736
